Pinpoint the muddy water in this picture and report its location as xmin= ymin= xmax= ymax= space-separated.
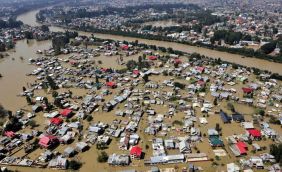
xmin=0 ymin=40 xmax=51 ymax=111
xmin=17 ymin=9 xmax=282 ymax=74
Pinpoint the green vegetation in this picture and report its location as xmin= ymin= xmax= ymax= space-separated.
xmin=212 ymin=30 xmax=242 ymax=45
xmin=256 ymin=108 xmax=265 ymax=116
xmin=227 ymin=102 xmax=235 ymax=112
xmin=46 ymin=76 xmax=58 ymax=90
xmin=0 ymin=18 xmax=23 ymax=29
xmin=172 ymin=120 xmax=184 ymax=126
xmin=260 ymin=41 xmax=277 ymax=54
xmin=28 ymin=120 xmax=37 ymax=129
xmin=68 ymin=160 xmax=82 ymax=170
xmin=174 ymin=82 xmax=185 ymax=89
xmin=96 ymin=143 xmax=108 ymax=150
xmin=86 ymin=115 xmax=93 ymax=122
xmin=97 ymin=151 xmax=109 ymax=163
xmin=270 ymin=144 xmax=282 ymax=165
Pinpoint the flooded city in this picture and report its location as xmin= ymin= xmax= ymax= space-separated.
xmin=0 ymin=1 xmax=281 ymax=172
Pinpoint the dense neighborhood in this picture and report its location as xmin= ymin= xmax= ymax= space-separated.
xmin=0 ymin=0 xmax=281 ymax=172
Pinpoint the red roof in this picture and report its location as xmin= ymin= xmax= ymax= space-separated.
xmin=101 ymin=68 xmax=108 ymax=72
xmin=247 ymin=129 xmax=261 ymax=137
xmin=236 ymin=141 xmax=247 ymax=154
xmin=60 ymin=109 xmax=72 ymax=117
xmin=196 ymin=66 xmax=205 ymax=73
xmin=174 ymin=59 xmax=182 ymax=64
xmin=106 ymin=81 xmax=116 ymax=87
xmin=130 ymin=146 xmax=142 ymax=157
xmin=39 ymin=135 xmax=57 ymax=148
xmin=121 ymin=45 xmax=129 ymax=50
xmin=69 ymin=60 xmax=78 ymax=65
xmin=197 ymin=80 xmax=205 ymax=86
xmin=5 ymin=131 xmax=15 ymax=138
xmin=148 ymin=56 xmax=157 ymax=60
xmin=242 ymin=87 xmax=253 ymax=94
xmin=133 ymin=69 xmax=140 ymax=75
xmin=50 ymin=117 xmax=63 ymax=125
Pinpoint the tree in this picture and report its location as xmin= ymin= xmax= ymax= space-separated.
xmin=270 ymin=144 xmax=282 ymax=165
xmin=142 ymin=74 xmax=149 ymax=82
xmin=213 ymin=98 xmax=218 ymax=106
xmin=95 ymin=76 xmax=99 ymax=83
xmin=40 ymin=25 xmax=49 ymax=32
xmin=138 ymin=56 xmax=142 ymax=63
xmin=256 ymin=109 xmax=265 ymax=116
xmin=46 ymin=76 xmax=57 ymax=90
xmin=227 ymin=102 xmax=235 ymax=112
xmin=97 ymin=151 xmax=108 ymax=163
xmin=260 ymin=41 xmax=277 ymax=54
xmin=0 ymin=104 xmax=7 ymax=118
xmin=215 ymin=123 xmax=221 ymax=132
xmin=68 ymin=160 xmax=82 ymax=170
xmin=126 ymin=60 xmax=138 ymax=70
xmin=86 ymin=115 xmax=93 ymax=122
xmin=52 ymin=91 xmax=58 ymax=98
xmin=272 ymin=27 xmax=278 ymax=34
xmin=174 ymin=82 xmax=185 ymax=89
xmin=172 ymin=120 xmax=184 ymax=126
xmin=28 ymin=120 xmax=37 ymax=129
xmin=26 ymin=96 xmax=32 ymax=105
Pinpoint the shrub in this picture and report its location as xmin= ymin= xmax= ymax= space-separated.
xmin=68 ymin=160 xmax=82 ymax=170
xmin=172 ymin=120 xmax=183 ymax=126
xmin=86 ymin=115 xmax=93 ymax=122
xmin=97 ymin=151 xmax=108 ymax=163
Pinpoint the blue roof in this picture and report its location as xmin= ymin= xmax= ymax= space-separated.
xmin=220 ymin=111 xmax=231 ymax=123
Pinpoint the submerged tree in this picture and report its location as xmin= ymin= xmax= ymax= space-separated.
xmin=46 ymin=76 xmax=57 ymax=90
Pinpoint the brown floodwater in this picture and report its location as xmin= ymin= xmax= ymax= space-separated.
xmin=0 ymin=8 xmax=277 ymax=172
xmin=17 ymin=9 xmax=282 ymax=75
xmin=0 ymin=40 xmax=51 ymax=111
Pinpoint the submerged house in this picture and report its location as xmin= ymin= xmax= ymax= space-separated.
xmin=60 ymin=109 xmax=73 ymax=118
xmin=39 ymin=135 xmax=59 ymax=149
xmin=220 ymin=110 xmax=231 ymax=123
xmin=247 ymin=129 xmax=262 ymax=140
xmin=108 ymin=154 xmax=130 ymax=166
xmin=130 ymin=146 xmax=142 ymax=159
xmin=208 ymin=129 xmax=224 ymax=147
xmin=232 ymin=113 xmax=245 ymax=122
xmin=144 ymin=154 xmax=185 ymax=165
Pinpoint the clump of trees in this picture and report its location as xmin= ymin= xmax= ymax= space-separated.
xmin=97 ymin=151 xmax=108 ymax=163
xmin=260 ymin=41 xmax=277 ymax=54
xmin=227 ymin=102 xmax=235 ymax=112
xmin=270 ymin=144 xmax=282 ymax=165
xmin=0 ymin=104 xmax=8 ymax=118
xmin=68 ymin=160 xmax=82 ymax=170
xmin=46 ymin=76 xmax=58 ymax=90
xmin=172 ymin=120 xmax=184 ymax=126
xmin=0 ymin=18 xmax=23 ymax=29
xmin=211 ymin=30 xmax=242 ymax=45
xmin=174 ymin=82 xmax=185 ymax=89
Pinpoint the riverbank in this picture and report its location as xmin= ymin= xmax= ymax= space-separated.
xmin=16 ymin=9 xmax=282 ymax=75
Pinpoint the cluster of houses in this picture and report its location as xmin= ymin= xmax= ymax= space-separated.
xmin=1 ymin=36 xmax=281 ymax=172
